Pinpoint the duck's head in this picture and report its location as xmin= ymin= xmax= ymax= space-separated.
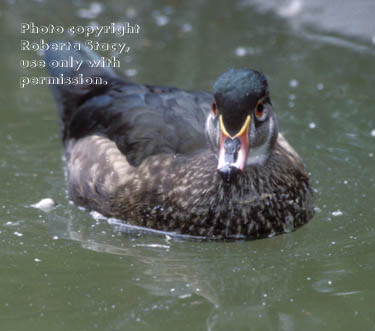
xmin=206 ymin=68 xmax=279 ymax=183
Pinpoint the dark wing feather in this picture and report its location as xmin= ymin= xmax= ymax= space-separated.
xmin=45 ymin=43 xmax=213 ymax=166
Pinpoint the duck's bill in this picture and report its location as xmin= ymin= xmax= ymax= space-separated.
xmin=217 ymin=115 xmax=250 ymax=182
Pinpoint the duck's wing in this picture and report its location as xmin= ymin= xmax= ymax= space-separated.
xmin=45 ymin=43 xmax=213 ymax=166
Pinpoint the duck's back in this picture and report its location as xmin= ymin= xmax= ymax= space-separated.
xmin=46 ymin=45 xmax=213 ymax=166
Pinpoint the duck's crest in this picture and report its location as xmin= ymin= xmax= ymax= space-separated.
xmin=212 ymin=68 xmax=268 ymax=102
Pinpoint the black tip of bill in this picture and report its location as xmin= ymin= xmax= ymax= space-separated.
xmin=217 ymin=165 xmax=241 ymax=183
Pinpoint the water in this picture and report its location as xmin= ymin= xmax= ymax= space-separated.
xmin=1 ymin=0 xmax=375 ymax=330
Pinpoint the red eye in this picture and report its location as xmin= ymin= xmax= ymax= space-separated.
xmin=255 ymin=100 xmax=264 ymax=118
xmin=211 ymin=102 xmax=218 ymax=116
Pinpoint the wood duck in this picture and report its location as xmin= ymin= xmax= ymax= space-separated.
xmin=45 ymin=45 xmax=314 ymax=240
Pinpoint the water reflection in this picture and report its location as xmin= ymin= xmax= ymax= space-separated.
xmin=41 ymin=197 xmax=375 ymax=330
xmin=45 ymin=208 xmax=319 ymax=327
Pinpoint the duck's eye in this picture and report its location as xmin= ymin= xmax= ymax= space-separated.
xmin=211 ymin=102 xmax=218 ymax=116
xmin=255 ymin=100 xmax=265 ymax=119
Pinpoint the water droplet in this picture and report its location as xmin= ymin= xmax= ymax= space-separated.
xmin=235 ymin=47 xmax=246 ymax=57
xmin=316 ymin=83 xmax=324 ymax=90
xmin=154 ymin=14 xmax=169 ymax=26
xmin=332 ymin=210 xmax=343 ymax=216
xmin=314 ymin=206 xmax=321 ymax=213
xmin=31 ymin=198 xmax=57 ymax=212
xmin=125 ymin=68 xmax=137 ymax=77
xmin=179 ymin=294 xmax=192 ymax=299
xmin=235 ymin=46 xmax=260 ymax=57
xmin=182 ymin=23 xmax=192 ymax=33
xmin=289 ymin=79 xmax=299 ymax=88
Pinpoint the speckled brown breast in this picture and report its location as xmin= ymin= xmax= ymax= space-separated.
xmin=67 ymin=134 xmax=314 ymax=240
